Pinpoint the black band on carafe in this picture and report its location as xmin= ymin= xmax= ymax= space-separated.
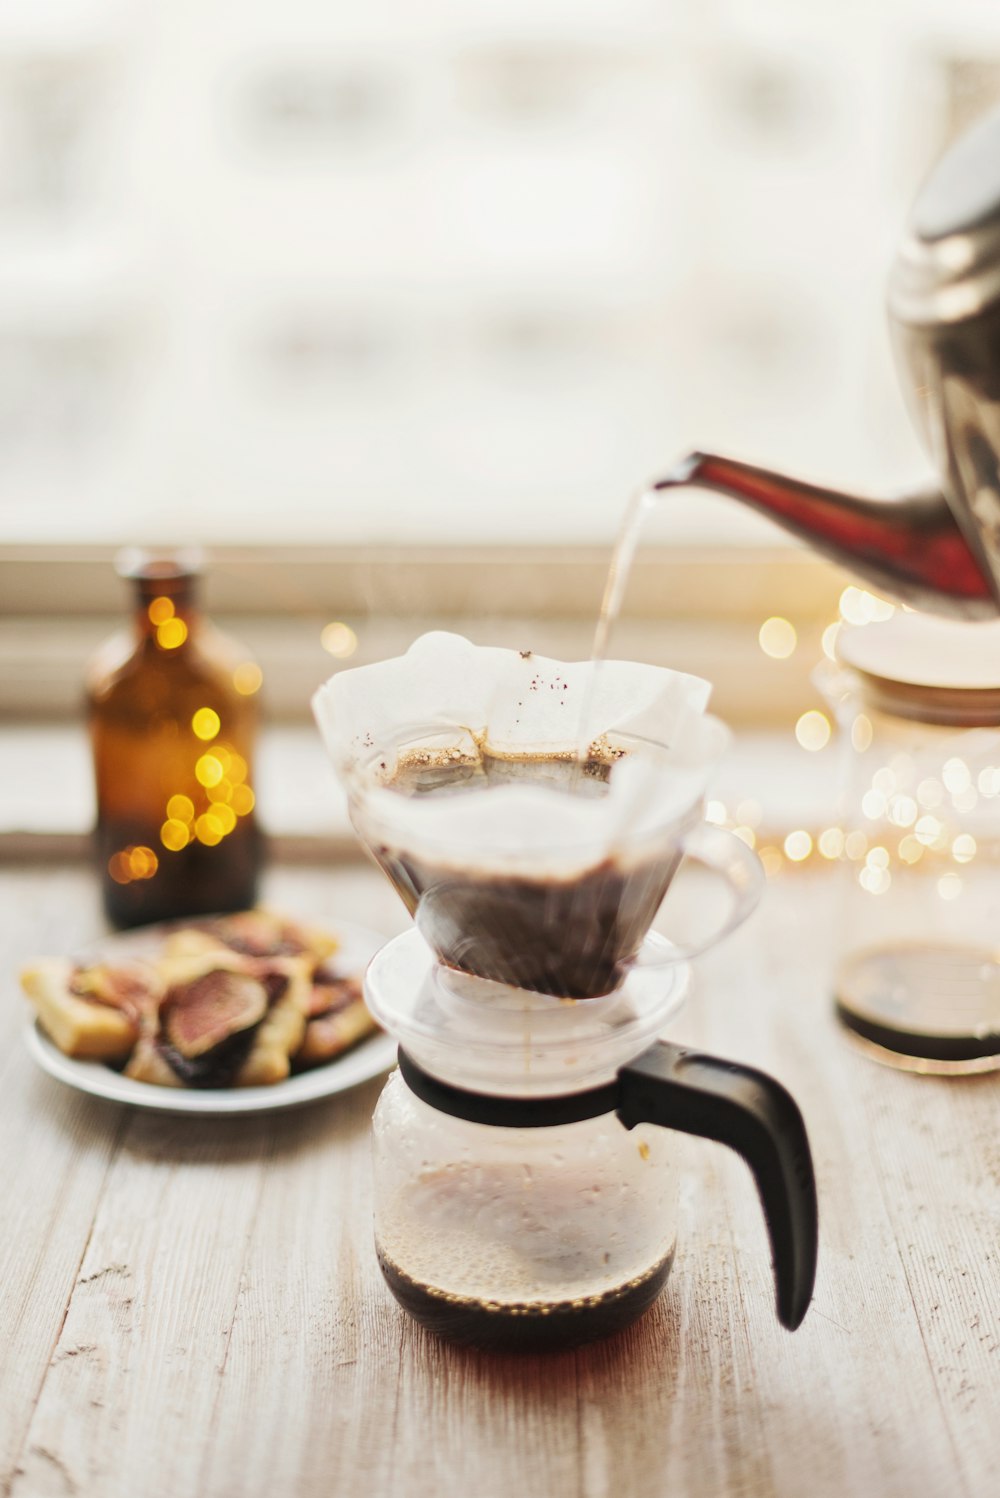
xmin=397 ymin=1049 xmax=620 ymax=1129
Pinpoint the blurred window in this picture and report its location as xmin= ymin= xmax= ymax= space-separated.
xmin=0 ymin=3 xmax=999 ymax=547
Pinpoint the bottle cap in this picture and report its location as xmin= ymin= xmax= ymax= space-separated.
xmin=115 ymin=546 xmax=206 ymax=584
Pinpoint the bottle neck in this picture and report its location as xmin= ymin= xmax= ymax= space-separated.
xmin=130 ymin=573 xmax=200 ymax=646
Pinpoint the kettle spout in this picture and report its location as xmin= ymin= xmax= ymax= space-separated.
xmin=662 ymin=452 xmax=998 ymax=619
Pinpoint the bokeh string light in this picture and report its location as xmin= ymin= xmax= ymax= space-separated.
xmin=148 ymin=593 xmax=188 ymax=650
xmin=233 ymin=662 xmax=263 ymax=695
xmin=758 ymin=617 xmax=797 ymax=660
xmin=736 ymin=583 xmax=997 ymax=903
xmin=321 ymin=621 xmax=359 ymax=658
xmin=110 ymin=710 xmax=256 ymax=882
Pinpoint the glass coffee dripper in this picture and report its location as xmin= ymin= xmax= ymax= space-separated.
xmin=314 ymin=635 xmax=819 ymax=1351
xmin=350 ymin=724 xmax=762 ymax=1001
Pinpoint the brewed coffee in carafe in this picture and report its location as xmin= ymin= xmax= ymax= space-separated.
xmin=374 ymin=1118 xmax=677 ymax=1351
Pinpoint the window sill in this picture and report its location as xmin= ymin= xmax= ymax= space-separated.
xmin=0 ymin=544 xmax=847 ymax=724
xmin=0 ymin=721 xmax=839 ymax=863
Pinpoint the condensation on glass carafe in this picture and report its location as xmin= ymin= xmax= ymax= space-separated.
xmin=371 ymin=1070 xmax=679 ymax=1351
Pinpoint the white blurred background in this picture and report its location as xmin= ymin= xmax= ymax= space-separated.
xmin=2 ymin=0 xmax=1000 ymax=546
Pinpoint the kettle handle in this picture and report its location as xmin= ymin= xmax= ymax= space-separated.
xmin=617 ymin=1040 xmax=818 ymax=1330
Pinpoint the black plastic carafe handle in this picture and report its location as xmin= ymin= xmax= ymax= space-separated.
xmin=617 ymin=1041 xmax=818 ymax=1330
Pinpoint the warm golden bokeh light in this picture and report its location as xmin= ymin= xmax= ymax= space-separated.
xmin=192 ymin=707 xmax=221 ymax=741
xmin=148 ymin=596 xmax=175 ymax=626
xmin=859 ymin=865 xmax=890 ymax=895
xmin=321 ymin=622 xmax=359 ymax=659
xmin=111 ymin=844 xmax=159 ymax=881
xmin=851 ymin=715 xmax=873 ymax=753
xmin=167 ymin=794 xmax=195 ymax=824
xmin=978 ymin=767 xmax=1000 ymax=797
xmin=758 ymin=617 xmax=797 ymax=659
xmin=839 ymin=587 xmax=895 ymax=626
xmin=818 ymin=827 xmax=845 ymax=859
xmin=758 ymin=846 xmax=784 ymax=878
xmin=233 ymin=662 xmax=263 ymax=695
xmin=227 ymin=753 xmax=248 ymax=785
xmin=795 ymin=710 xmax=831 ymax=752
xmin=938 ymin=872 xmax=962 ymax=901
xmin=915 ymin=814 xmax=944 ymax=848
xmin=213 ymin=803 xmax=237 ymax=835
xmin=844 ymin=830 xmax=868 ymax=860
xmin=942 ymin=757 xmax=971 ymax=795
xmin=160 ymin=818 xmax=190 ymax=851
xmin=156 ymin=617 xmax=188 ymax=650
xmin=821 ymin=622 xmax=841 ymax=661
xmin=888 ymin=795 xmax=918 ymax=827
xmin=952 ymin=834 xmax=977 ymax=864
xmin=784 ymin=829 xmax=813 ymax=862
xmin=195 ymin=753 xmax=225 ymax=788
xmin=207 ymin=779 xmax=234 ymax=804
xmin=195 ymin=812 xmax=225 ymax=846
xmin=898 ymin=836 xmax=923 ymax=865
xmin=230 ymin=784 xmax=255 ymax=817
xmin=129 ymin=845 xmax=158 ymax=878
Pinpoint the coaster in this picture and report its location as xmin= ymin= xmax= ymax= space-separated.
xmin=835 ymin=944 xmax=1000 ymax=1072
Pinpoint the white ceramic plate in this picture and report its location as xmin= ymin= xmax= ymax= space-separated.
xmin=23 ymin=918 xmax=397 ymax=1115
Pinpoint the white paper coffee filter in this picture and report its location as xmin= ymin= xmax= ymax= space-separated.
xmin=313 ymin=633 xmax=724 ymax=872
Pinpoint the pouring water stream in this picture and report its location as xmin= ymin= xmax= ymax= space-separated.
xmin=575 ymin=460 xmax=697 ymax=768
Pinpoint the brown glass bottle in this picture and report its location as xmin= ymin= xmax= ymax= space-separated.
xmin=86 ymin=550 xmax=264 ymax=929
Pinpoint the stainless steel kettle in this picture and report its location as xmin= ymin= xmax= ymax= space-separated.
xmin=666 ymin=108 xmax=1000 ymax=619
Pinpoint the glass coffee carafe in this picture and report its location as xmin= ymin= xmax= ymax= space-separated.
xmin=364 ymin=927 xmax=816 ymax=1351
xmin=314 ymin=635 xmax=819 ymax=1352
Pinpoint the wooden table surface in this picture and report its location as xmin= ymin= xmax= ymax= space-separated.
xmin=1 ymin=858 xmax=998 ymax=1498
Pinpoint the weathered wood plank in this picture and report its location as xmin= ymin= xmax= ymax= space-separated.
xmin=9 ymin=1107 xmax=275 ymax=1498
xmin=0 ymin=869 xmax=125 ymax=1493
xmin=692 ymin=884 xmax=985 ymax=1498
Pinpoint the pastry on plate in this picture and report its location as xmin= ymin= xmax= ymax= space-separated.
xmin=295 ymin=966 xmax=378 ymax=1070
xmin=20 ymin=909 xmax=376 ymax=1089
xmin=125 ymin=951 xmax=311 ymax=1089
xmin=19 ymin=957 xmax=162 ymax=1062
xmin=163 ymin=908 xmax=338 ymax=964
xmin=162 ymin=910 xmax=378 ymax=1072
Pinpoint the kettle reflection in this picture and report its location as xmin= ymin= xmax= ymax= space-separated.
xmin=664 ymin=109 xmax=1000 ymax=619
